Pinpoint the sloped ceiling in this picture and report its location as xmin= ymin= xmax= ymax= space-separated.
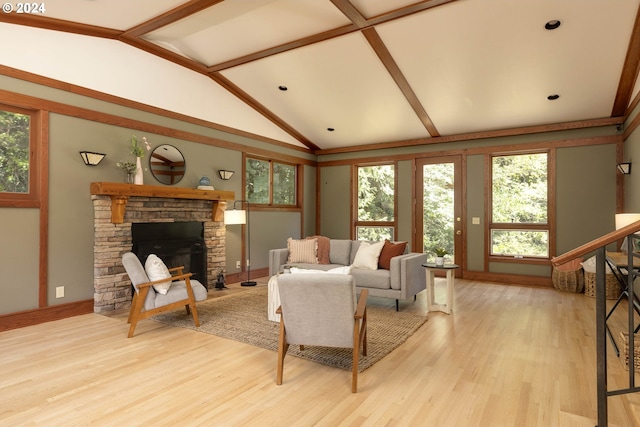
xmin=1 ymin=0 xmax=639 ymax=153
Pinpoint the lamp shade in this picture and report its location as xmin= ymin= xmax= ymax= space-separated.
xmin=79 ymin=151 xmax=106 ymax=166
xmin=224 ymin=209 xmax=246 ymax=225
xmin=615 ymin=213 xmax=640 ymax=229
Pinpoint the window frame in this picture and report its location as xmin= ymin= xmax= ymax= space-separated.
xmin=352 ymin=162 xmax=397 ymax=241
xmin=244 ymin=154 xmax=299 ymax=209
xmin=487 ymin=149 xmax=556 ymax=264
xmin=0 ymin=103 xmax=41 ymax=208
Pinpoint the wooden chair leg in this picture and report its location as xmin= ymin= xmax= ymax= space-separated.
xmin=190 ymin=303 xmax=200 ymax=327
xmin=352 ymin=329 xmax=360 ymax=393
xmin=276 ymin=319 xmax=288 ymax=385
xmin=127 ymin=288 xmax=148 ymax=338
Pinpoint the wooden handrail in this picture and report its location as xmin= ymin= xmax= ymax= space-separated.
xmin=551 ymin=220 xmax=640 ymax=266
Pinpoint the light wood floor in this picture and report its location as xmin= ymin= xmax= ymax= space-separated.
xmin=1 ymin=277 xmax=640 ymax=426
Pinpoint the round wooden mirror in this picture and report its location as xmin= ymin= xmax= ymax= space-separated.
xmin=149 ymin=144 xmax=185 ymax=185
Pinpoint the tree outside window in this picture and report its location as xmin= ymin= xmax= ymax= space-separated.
xmin=491 ymin=152 xmax=549 ymax=258
xmin=246 ymin=157 xmax=296 ymax=206
xmin=356 ymin=164 xmax=395 ymax=241
xmin=0 ymin=109 xmax=30 ymax=194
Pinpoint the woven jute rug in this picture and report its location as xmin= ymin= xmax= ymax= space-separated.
xmin=152 ymin=287 xmax=427 ymax=372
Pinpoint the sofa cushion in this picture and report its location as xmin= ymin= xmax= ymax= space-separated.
xmin=352 ymin=241 xmax=385 ymax=270
xmin=329 ymin=239 xmax=352 ymax=265
xmin=378 ymin=240 xmax=408 ymax=270
xmin=287 ymin=238 xmax=318 ymax=264
xmin=350 ymin=268 xmax=391 ymax=290
xmin=144 ymin=254 xmax=172 ymax=295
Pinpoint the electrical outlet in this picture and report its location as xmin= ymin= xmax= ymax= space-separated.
xmin=55 ymin=286 xmax=64 ymax=298
xmin=236 ymin=260 xmax=241 ymax=269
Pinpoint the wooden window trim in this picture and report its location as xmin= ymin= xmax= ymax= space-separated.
xmin=486 ymin=149 xmax=556 ymax=263
xmin=244 ymin=154 xmax=300 ymax=208
xmin=352 ymin=162 xmax=397 ymax=240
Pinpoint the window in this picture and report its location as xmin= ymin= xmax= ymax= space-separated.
xmin=490 ymin=152 xmax=549 ymax=258
xmin=245 ymin=157 xmax=297 ymax=206
xmin=0 ymin=105 xmax=39 ymax=207
xmin=355 ymin=164 xmax=395 ymax=241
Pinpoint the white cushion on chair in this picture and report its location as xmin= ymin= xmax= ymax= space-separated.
xmin=145 ymin=254 xmax=172 ymax=294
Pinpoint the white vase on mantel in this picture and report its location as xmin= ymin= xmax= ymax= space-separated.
xmin=134 ymin=157 xmax=143 ymax=185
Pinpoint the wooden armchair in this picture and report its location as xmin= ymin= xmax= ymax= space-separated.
xmin=122 ymin=252 xmax=208 ymax=338
xmin=276 ymin=273 xmax=368 ymax=393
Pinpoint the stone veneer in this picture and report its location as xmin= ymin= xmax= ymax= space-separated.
xmin=92 ymin=195 xmax=225 ymax=313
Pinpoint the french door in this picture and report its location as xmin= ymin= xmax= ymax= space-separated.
xmin=415 ymin=156 xmax=463 ymax=275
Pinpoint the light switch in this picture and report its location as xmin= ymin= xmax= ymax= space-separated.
xmin=472 ymin=217 xmax=480 ymax=225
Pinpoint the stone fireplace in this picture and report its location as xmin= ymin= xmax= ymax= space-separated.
xmin=90 ymin=182 xmax=234 ymax=313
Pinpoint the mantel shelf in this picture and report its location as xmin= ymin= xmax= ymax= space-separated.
xmin=90 ymin=182 xmax=235 ymax=224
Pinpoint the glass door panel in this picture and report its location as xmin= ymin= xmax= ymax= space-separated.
xmin=416 ymin=156 xmax=462 ymax=272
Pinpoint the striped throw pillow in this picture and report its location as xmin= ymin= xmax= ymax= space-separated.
xmin=287 ymin=238 xmax=318 ymax=264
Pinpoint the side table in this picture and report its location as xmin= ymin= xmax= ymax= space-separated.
xmin=422 ymin=263 xmax=459 ymax=314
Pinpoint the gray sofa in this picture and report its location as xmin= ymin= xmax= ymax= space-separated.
xmin=269 ymin=239 xmax=427 ymax=310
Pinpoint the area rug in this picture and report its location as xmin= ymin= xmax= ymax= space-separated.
xmin=152 ymin=287 xmax=427 ymax=372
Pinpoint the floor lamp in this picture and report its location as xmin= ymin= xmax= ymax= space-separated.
xmin=224 ymin=200 xmax=257 ymax=286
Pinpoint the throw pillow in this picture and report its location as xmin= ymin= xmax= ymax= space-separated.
xmin=378 ymin=240 xmax=408 ymax=270
xmin=144 ymin=254 xmax=172 ymax=294
xmin=307 ymin=235 xmax=330 ymax=264
xmin=287 ymin=237 xmax=318 ymax=264
xmin=351 ymin=241 xmax=385 ymax=270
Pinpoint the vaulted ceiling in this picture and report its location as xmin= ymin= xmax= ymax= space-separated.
xmin=2 ymin=0 xmax=640 ymax=153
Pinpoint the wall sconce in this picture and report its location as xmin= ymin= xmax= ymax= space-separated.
xmin=218 ymin=170 xmax=234 ymax=180
xmin=79 ymin=151 xmax=106 ymax=166
xmin=617 ymin=162 xmax=631 ymax=175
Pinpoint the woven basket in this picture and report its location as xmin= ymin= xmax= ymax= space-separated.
xmin=552 ymin=267 xmax=584 ymax=293
xmin=620 ymin=332 xmax=640 ymax=371
xmin=584 ymin=271 xmax=621 ymax=299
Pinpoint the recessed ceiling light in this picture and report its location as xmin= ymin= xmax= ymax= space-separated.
xmin=278 ymin=86 xmax=288 ymax=91
xmin=545 ymin=20 xmax=561 ymax=30
xmin=547 ymin=94 xmax=560 ymax=100
xmin=327 ymin=128 xmax=335 ymax=132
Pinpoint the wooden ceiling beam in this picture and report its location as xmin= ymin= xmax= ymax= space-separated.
xmin=612 ymin=5 xmax=640 ymax=117
xmin=208 ymin=72 xmax=320 ymax=151
xmin=122 ymin=0 xmax=224 ymax=38
xmin=362 ymin=27 xmax=439 ymax=137
xmin=0 ymin=13 xmax=120 ymax=39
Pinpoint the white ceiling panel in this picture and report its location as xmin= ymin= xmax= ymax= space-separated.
xmin=377 ymin=0 xmax=640 ymax=135
xmin=2 ymin=0 xmax=639 ymax=151
xmin=220 ymin=31 xmax=430 ymax=148
xmin=36 ymin=0 xmax=186 ymax=30
xmin=144 ymin=0 xmax=351 ymax=65
xmin=0 ymin=23 xmax=302 ymax=147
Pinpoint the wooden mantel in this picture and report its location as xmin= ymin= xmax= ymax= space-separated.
xmin=90 ymin=182 xmax=235 ymax=224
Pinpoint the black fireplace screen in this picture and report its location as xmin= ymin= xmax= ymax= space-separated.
xmin=132 ymin=222 xmax=207 ymax=287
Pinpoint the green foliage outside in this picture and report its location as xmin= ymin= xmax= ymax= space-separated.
xmin=0 ymin=110 xmax=30 ymax=193
xmin=273 ymin=162 xmax=295 ymax=205
xmin=246 ymin=158 xmax=296 ymax=205
xmin=357 ymin=165 xmax=395 ymax=241
xmin=491 ymin=153 xmax=548 ymax=257
xmin=246 ymin=158 xmax=270 ymax=204
xmin=423 ymin=163 xmax=454 ymax=258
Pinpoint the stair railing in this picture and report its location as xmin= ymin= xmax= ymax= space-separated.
xmin=552 ymin=220 xmax=640 ymax=427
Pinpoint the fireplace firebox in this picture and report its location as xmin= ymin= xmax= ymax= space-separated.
xmin=132 ymin=222 xmax=207 ymax=287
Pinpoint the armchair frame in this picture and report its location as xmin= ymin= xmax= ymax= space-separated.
xmin=126 ymin=265 xmax=201 ymax=338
